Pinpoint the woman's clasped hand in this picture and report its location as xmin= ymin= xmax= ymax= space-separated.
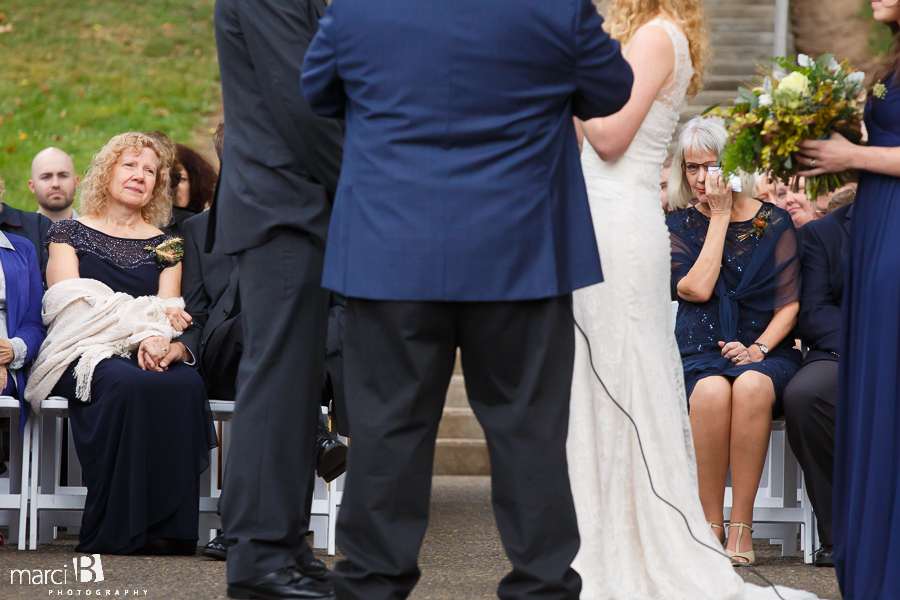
xmin=166 ymin=306 xmax=193 ymax=332
xmin=718 ymin=341 xmax=763 ymax=366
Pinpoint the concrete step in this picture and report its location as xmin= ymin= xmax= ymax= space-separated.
xmin=693 ymin=89 xmax=743 ymax=107
xmin=704 ymin=73 xmax=757 ymax=90
xmin=709 ymin=18 xmax=775 ymax=33
xmin=445 ymin=374 xmax=468 ymax=408
xmin=434 ymin=439 xmax=490 ymax=475
xmin=712 ymin=31 xmax=776 ymax=46
xmin=438 ymin=407 xmax=485 ymax=440
xmin=711 ymin=45 xmax=780 ymax=61
xmin=707 ymin=6 xmax=776 ymax=20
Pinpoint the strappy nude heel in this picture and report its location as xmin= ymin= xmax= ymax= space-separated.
xmin=709 ymin=522 xmax=725 ymax=545
xmin=726 ymin=522 xmax=755 ymax=565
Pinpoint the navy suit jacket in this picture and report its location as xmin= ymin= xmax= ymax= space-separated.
xmin=797 ymin=204 xmax=851 ymax=366
xmin=302 ymin=0 xmax=633 ymax=301
xmin=0 ymin=204 xmax=52 ymax=280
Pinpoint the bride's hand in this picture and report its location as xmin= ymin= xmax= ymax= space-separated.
xmin=706 ymin=170 xmax=733 ymax=216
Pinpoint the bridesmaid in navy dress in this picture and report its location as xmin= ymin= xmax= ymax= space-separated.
xmin=797 ymin=7 xmax=900 ymax=598
xmin=46 ymin=132 xmax=215 ymax=555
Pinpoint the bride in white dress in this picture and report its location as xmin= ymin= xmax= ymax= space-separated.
xmin=568 ymin=1 xmax=819 ymax=598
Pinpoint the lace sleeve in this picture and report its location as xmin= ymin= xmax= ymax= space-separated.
xmin=46 ymin=219 xmax=78 ymax=249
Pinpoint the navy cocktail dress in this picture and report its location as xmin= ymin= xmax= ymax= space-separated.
xmin=666 ymin=203 xmax=802 ymax=409
xmin=833 ymin=80 xmax=900 ymax=599
xmin=47 ymin=220 xmax=216 ymax=555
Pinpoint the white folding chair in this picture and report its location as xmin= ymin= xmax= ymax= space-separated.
xmin=201 ymin=401 xmax=344 ymax=556
xmin=28 ymin=397 xmax=87 ymax=550
xmin=0 ymin=396 xmax=31 ymax=549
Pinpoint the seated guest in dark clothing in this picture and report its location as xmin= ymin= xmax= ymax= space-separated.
xmin=0 ymin=174 xmax=47 ymax=489
xmin=166 ymin=144 xmax=218 ymax=238
xmin=177 ymin=122 xmax=346 ymax=560
xmin=783 ymin=202 xmax=852 ymax=568
xmin=0 ymin=201 xmax=52 ymax=279
xmin=26 ymin=132 xmax=217 ymax=555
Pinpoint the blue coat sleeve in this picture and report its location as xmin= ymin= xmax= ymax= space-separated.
xmin=571 ymin=0 xmax=634 ymax=120
xmin=17 ymin=242 xmax=47 ymax=361
xmin=301 ymin=8 xmax=346 ymax=119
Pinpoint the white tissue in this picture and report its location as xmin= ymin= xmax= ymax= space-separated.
xmin=706 ymin=167 xmax=742 ymax=193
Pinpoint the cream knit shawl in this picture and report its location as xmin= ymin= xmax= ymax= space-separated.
xmin=24 ymin=278 xmax=182 ymax=412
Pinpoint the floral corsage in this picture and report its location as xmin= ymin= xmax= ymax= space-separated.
xmin=737 ymin=210 xmax=772 ymax=242
xmin=145 ymin=236 xmax=184 ymax=265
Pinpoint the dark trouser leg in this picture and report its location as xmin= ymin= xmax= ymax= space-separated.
xmin=783 ymin=360 xmax=837 ymax=545
xmin=221 ymin=232 xmax=329 ymax=583
xmin=202 ymin=313 xmax=244 ymax=401
xmin=458 ymin=297 xmax=581 ymax=600
xmin=333 ymin=300 xmax=457 ymax=600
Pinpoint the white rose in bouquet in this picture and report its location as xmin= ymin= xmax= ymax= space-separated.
xmin=759 ymin=93 xmax=773 ymax=108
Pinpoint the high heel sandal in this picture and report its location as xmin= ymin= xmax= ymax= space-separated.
xmin=708 ymin=522 xmax=725 ymax=545
xmin=725 ymin=522 xmax=755 ymax=565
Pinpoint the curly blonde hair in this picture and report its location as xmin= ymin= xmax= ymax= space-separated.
xmin=605 ymin=0 xmax=710 ymax=98
xmin=78 ymin=132 xmax=173 ymax=228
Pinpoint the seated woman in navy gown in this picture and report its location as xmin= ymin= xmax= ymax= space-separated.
xmin=665 ymin=117 xmax=802 ymax=565
xmin=0 ymin=173 xmax=46 ymax=434
xmin=25 ymin=132 xmax=216 ymax=555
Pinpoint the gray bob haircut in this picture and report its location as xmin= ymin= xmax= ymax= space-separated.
xmin=668 ymin=116 xmax=754 ymax=210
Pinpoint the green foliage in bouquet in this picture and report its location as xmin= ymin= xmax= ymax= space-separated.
xmin=705 ymin=54 xmax=870 ymax=201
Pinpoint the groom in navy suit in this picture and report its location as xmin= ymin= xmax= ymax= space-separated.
xmin=303 ymin=1 xmax=633 ymax=598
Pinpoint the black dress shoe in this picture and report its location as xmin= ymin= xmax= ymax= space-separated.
xmin=201 ymin=534 xmax=229 ymax=561
xmin=228 ymin=565 xmax=335 ymax=600
xmin=814 ymin=545 xmax=834 ymax=567
xmin=316 ymin=427 xmax=348 ymax=483
xmin=300 ymin=559 xmax=329 ymax=581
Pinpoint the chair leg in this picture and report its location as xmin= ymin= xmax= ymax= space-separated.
xmin=28 ymin=414 xmax=41 ymax=550
xmin=17 ymin=415 xmax=31 ymax=550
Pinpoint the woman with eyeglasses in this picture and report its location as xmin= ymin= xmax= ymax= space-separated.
xmin=794 ymin=2 xmax=900 ymax=596
xmin=665 ymin=116 xmax=803 ymax=566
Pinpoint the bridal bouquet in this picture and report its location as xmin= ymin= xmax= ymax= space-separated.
xmin=706 ymin=54 xmax=882 ymax=200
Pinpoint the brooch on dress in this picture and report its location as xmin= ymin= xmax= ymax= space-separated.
xmin=145 ymin=237 xmax=184 ymax=265
xmin=737 ymin=210 xmax=772 ymax=242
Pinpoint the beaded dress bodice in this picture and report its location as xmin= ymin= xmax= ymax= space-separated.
xmin=47 ymin=220 xmax=169 ymax=298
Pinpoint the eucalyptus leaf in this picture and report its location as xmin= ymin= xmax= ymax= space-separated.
xmin=763 ymin=77 xmax=773 ymax=93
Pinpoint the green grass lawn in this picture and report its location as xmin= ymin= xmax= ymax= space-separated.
xmin=0 ymin=0 xmax=220 ymax=211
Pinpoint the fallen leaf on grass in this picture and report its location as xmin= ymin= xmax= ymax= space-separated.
xmin=59 ymin=110 xmax=67 ymax=118
xmin=0 ymin=24 xmax=12 ymax=34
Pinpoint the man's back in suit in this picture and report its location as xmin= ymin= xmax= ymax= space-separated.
xmin=214 ymin=0 xmax=342 ymax=596
xmin=214 ymin=0 xmax=342 ymax=255
xmin=302 ymin=1 xmax=633 ymax=598
xmin=303 ymin=0 xmax=633 ymax=301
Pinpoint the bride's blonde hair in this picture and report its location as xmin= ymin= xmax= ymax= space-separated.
xmin=604 ymin=0 xmax=710 ymax=98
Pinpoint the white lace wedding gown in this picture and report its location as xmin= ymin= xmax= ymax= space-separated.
xmin=567 ymin=19 xmax=820 ymax=600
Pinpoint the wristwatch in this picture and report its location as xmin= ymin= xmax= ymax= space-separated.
xmin=752 ymin=342 xmax=769 ymax=357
